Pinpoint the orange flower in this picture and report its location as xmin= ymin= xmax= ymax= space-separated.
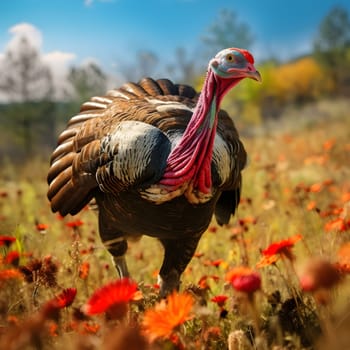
xmin=83 ymin=278 xmax=137 ymax=318
xmin=324 ymin=218 xmax=349 ymax=232
xmin=306 ymin=200 xmax=317 ymax=211
xmin=256 ymin=254 xmax=279 ymax=268
xmin=142 ymin=291 xmax=194 ymax=342
xmin=323 ymin=138 xmax=335 ymax=151
xmin=225 ymin=267 xmax=261 ymax=293
xmin=309 ymin=183 xmax=323 ymax=193
xmin=65 ymin=219 xmax=84 ymax=228
xmin=341 ymin=192 xmax=350 ymax=203
xmin=262 ymin=234 xmax=302 ymax=260
xmin=335 ymin=242 xmax=350 ymax=273
xmin=204 ymin=258 xmax=224 ymax=267
xmin=36 ymin=223 xmax=49 ymax=232
xmin=0 ymin=268 xmax=23 ymax=281
xmin=79 ymin=261 xmax=90 ymax=279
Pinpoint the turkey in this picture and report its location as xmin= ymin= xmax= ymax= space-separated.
xmin=47 ymin=47 xmax=261 ymax=297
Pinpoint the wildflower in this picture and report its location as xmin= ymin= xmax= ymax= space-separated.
xmin=36 ymin=223 xmax=49 ymax=232
xmin=341 ymin=192 xmax=350 ymax=203
xmin=0 ymin=235 xmax=16 ymax=247
xmin=256 ymin=254 xmax=279 ymax=268
xmin=211 ymin=295 xmax=228 ymax=307
xmin=83 ymin=278 xmax=137 ymax=319
xmin=203 ymin=326 xmax=222 ymax=342
xmin=324 ymin=217 xmax=349 ymax=232
xmin=208 ymin=226 xmax=218 ymax=233
xmin=226 ymin=267 xmax=261 ymax=293
xmin=5 ymin=251 xmax=20 ymax=266
xmin=142 ymin=291 xmax=194 ymax=342
xmin=0 ymin=268 xmax=23 ymax=282
xmin=299 ymin=258 xmax=341 ymax=292
xmin=204 ymin=258 xmax=224 ymax=267
xmin=79 ymin=261 xmax=90 ymax=279
xmin=309 ymin=182 xmax=323 ymax=193
xmin=323 ymin=138 xmax=335 ymax=151
xmin=335 ymin=242 xmax=350 ymax=273
xmin=48 ymin=321 xmax=58 ymax=337
xmin=65 ymin=219 xmax=84 ymax=228
xmin=198 ymin=275 xmax=220 ymax=290
xmin=42 ymin=288 xmax=77 ymax=321
xmin=54 ymin=288 xmax=77 ymax=308
xmin=262 ymin=233 xmax=302 ymax=261
xmin=238 ymin=216 xmax=257 ymax=226
xmin=306 ymin=200 xmax=317 ymax=211
xmin=19 ymin=256 xmax=58 ymax=287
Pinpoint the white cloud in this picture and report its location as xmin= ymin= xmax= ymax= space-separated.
xmin=43 ymin=51 xmax=77 ymax=99
xmin=7 ymin=22 xmax=43 ymax=51
xmin=0 ymin=23 xmax=79 ymax=101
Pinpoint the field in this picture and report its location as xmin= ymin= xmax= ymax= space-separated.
xmin=0 ymin=101 xmax=349 ymax=349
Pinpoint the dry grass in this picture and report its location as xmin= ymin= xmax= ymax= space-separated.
xmin=0 ymin=106 xmax=349 ymax=349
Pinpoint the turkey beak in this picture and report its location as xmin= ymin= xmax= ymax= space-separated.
xmin=248 ymin=70 xmax=262 ymax=82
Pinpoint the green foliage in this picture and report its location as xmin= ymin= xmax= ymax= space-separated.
xmin=68 ymin=62 xmax=107 ymax=103
xmin=313 ymin=6 xmax=350 ymax=94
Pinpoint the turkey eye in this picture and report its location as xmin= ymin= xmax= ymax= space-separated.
xmin=226 ymin=54 xmax=234 ymax=62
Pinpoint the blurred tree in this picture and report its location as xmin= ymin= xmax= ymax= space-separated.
xmin=0 ymin=37 xmax=53 ymax=102
xmin=165 ymin=47 xmax=199 ymax=85
xmin=313 ymin=6 xmax=350 ymax=94
xmin=121 ymin=50 xmax=159 ymax=82
xmin=68 ymin=61 xmax=107 ymax=103
xmin=201 ymin=9 xmax=254 ymax=57
xmin=0 ymin=36 xmax=56 ymax=159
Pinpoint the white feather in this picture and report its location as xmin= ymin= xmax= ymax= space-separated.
xmin=213 ymin=133 xmax=232 ymax=185
xmin=106 ymin=121 xmax=158 ymax=184
xmin=145 ymin=98 xmax=194 ymax=113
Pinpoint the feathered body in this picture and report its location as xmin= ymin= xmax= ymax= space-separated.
xmin=47 ymin=48 xmax=260 ymax=296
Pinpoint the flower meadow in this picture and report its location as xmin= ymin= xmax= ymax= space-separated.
xmin=0 ymin=115 xmax=349 ymax=349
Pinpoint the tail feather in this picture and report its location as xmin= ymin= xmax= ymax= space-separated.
xmin=47 ymin=153 xmax=75 ymax=184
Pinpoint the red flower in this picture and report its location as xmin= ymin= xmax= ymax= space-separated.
xmin=42 ymin=288 xmax=77 ymax=320
xmin=54 ymin=288 xmax=77 ymax=308
xmin=226 ymin=267 xmax=261 ymax=293
xmin=65 ymin=219 xmax=84 ymax=228
xmin=204 ymin=258 xmax=224 ymax=267
xmin=211 ymin=295 xmax=228 ymax=307
xmin=83 ymin=278 xmax=137 ymax=317
xmin=208 ymin=226 xmax=218 ymax=233
xmin=262 ymin=234 xmax=302 ymax=260
xmin=5 ymin=251 xmax=20 ymax=266
xmin=0 ymin=235 xmax=16 ymax=247
xmin=299 ymin=258 xmax=341 ymax=292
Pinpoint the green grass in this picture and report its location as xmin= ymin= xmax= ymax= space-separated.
xmin=0 ymin=109 xmax=349 ymax=349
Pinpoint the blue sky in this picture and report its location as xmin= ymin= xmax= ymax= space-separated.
xmin=0 ymin=0 xmax=349 ymax=80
